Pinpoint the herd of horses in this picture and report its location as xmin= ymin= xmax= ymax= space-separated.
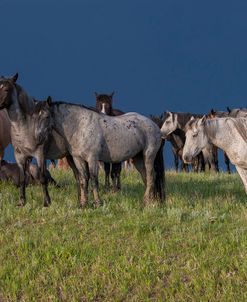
xmin=0 ymin=73 xmax=246 ymax=208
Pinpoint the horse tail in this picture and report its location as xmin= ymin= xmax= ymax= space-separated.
xmin=154 ymin=139 xmax=165 ymax=202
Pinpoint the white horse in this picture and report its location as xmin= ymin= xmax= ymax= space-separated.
xmin=183 ymin=116 xmax=247 ymax=193
xmin=161 ymin=111 xmax=218 ymax=172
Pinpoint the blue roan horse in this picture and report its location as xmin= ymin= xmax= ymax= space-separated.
xmin=0 ymin=74 xmax=165 ymax=207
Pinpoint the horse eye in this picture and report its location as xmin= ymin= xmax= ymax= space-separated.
xmin=192 ymin=132 xmax=198 ymax=137
xmin=165 ymin=120 xmax=170 ymax=124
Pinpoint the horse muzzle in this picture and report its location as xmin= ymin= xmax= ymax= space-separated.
xmin=182 ymin=153 xmax=193 ymax=163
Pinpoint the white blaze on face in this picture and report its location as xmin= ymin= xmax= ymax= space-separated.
xmin=101 ymin=103 xmax=107 ymax=114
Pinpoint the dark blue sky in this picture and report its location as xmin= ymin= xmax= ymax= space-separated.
xmin=1 ymin=0 xmax=247 ymax=167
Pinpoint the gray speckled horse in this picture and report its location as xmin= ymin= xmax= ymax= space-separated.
xmin=0 ymin=73 xmax=53 ymax=206
xmin=183 ymin=116 xmax=247 ymax=194
xmin=49 ymin=102 xmax=165 ymax=206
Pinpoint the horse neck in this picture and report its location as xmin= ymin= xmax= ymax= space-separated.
xmin=51 ymin=103 xmax=86 ymax=133
xmin=7 ymin=85 xmax=35 ymax=122
xmin=204 ymin=119 xmax=227 ymax=150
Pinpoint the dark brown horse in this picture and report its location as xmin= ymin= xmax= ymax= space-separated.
xmin=0 ymin=159 xmax=57 ymax=187
xmin=95 ymin=92 xmax=124 ymax=191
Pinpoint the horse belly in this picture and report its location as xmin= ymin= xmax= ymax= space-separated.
xmin=100 ymin=137 xmax=144 ymax=163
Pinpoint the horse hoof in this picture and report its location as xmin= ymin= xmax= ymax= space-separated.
xmin=17 ymin=201 xmax=25 ymax=207
xmin=43 ymin=202 xmax=50 ymax=207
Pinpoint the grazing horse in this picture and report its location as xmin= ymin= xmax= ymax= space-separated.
xmin=207 ymin=109 xmax=231 ymax=173
xmin=95 ymin=92 xmax=124 ymax=191
xmin=183 ymin=116 xmax=247 ymax=194
xmin=0 ymin=74 xmax=165 ymax=206
xmin=0 ymin=109 xmax=11 ymax=160
xmin=0 ymin=74 xmax=53 ymax=206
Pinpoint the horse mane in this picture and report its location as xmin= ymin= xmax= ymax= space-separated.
xmin=204 ymin=117 xmax=247 ymax=143
xmin=15 ymin=83 xmax=35 ymax=115
xmin=51 ymin=101 xmax=98 ymax=113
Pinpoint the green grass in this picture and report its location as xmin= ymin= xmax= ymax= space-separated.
xmin=0 ymin=169 xmax=247 ymax=301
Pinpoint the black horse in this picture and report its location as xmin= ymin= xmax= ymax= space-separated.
xmin=95 ymin=92 xmax=124 ymax=191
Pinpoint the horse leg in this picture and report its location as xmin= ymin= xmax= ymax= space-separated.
xmin=0 ymin=146 xmax=4 ymax=161
xmin=88 ymin=156 xmax=102 ymax=207
xmin=36 ymin=155 xmax=51 ymax=207
xmin=72 ymin=157 xmax=89 ymax=208
xmin=209 ymin=146 xmax=218 ymax=173
xmin=143 ymin=151 xmax=155 ymax=205
xmin=104 ymin=162 xmax=110 ymax=190
xmin=213 ymin=146 xmax=219 ymax=172
xmin=15 ymin=154 xmax=27 ymax=206
xmin=132 ymin=152 xmax=146 ymax=185
xmin=174 ymin=152 xmax=179 ymax=172
xmin=198 ymin=152 xmax=205 ymax=172
xmin=224 ymin=152 xmax=231 ymax=174
xmin=111 ymin=162 xmax=122 ymax=191
xmin=235 ymin=166 xmax=247 ymax=194
xmin=66 ymin=155 xmax=81 ymax=202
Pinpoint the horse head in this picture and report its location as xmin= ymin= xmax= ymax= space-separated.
xmin=32 ymin=96 xmax=53 ymax=145
xmin=95 ymin=91 xmax=114 ymax=115
xmin=0 ymin=73 xmax=18 ymax=109
xmin=183 ymin=116 xmax=208 ymax=163
xmin=160 ymin=111 xmax=178 ymax=138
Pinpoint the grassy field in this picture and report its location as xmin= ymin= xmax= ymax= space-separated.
xmin=0 ymin=169 xmax=247 ymax=301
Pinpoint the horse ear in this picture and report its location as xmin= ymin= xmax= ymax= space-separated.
xmin=210 ymin=108 xmax=215 ymax=115
xmin=166 ymin=111 xmax=172 ymax=117
xmin=227 ymin=106 xmax=231 ymax=113
xmin=199 ymin=115 xmax=207 ymax=125
xmin=11 ymin=73 xmax=18 ymax=83
xmin=46 ymin=96 xmax=52 ymax=106
xmin=94 ymin=92 xmax=98 ymax=97
xmin=110 ymin=91 xmax=115 ymax=98
xmin=190 ymin=116 xmax=195 ymax=122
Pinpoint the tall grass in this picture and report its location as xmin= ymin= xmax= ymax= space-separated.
xmin=0 ymin=169 xmax=247 ymax=301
